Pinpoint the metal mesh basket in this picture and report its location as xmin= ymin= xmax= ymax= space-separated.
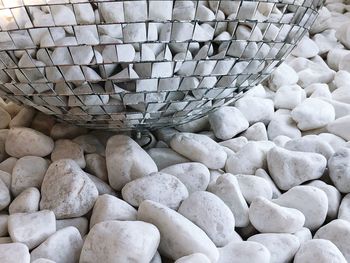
xmin=0 ymin=0 xmax=322 ymax=131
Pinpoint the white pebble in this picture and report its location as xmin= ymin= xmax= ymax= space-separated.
xmin=291 ymin=36 xmax=319 ymax=58
xmin=267 ymin=114 xmax=301 ymax=140
xmin=178 ymin=191 xmax=235 ymax=247
xmin=56 ymin=217 xmax=88 ymax=237
xmin=235 ymin=97 xmax=274 ymax=125
xmin=294 ymin=239 xmax=347 ymax=263
xmin=267 ymin=146 xmax=327 ymax=190
xmin=249 ymin=196 xmax=305 ymax=233
xmin=328 ymin=147 xmax=350 ymax=193
xmin=106 ymin=135 xmax=157 ymax=191
xmin=242 ymin=122 xmax=268 ymax=141
xmin=327 ymin=115 xmax=350 ymax=141
xmin=170 ymin=133 xmax=227 ymax=170
xmin=40 ymin=159 xmax=98 ymax=219
xmin=9 ymin=187 xmax=40 ymax=214
xmin=0 ymin=243 xmax=30 ymax=263
xmin=137 ymin=200 xmax=219 ymax=262
xmin=274 ymin=84 xmax=306 ymax=110
xmin=5 ymin=128 xmax=54 ymax=158
xmin=208 ymin=106 xmax=249 ymax=140
xmin=122 ymin=172 xmax=188 ymax=209
xmin=31 ymin=227 xmax=83 ymax=263
xmin=148 ymin=148 xmax=189 ymax=170
xmin=51 ymin=139 xmax=85 ymax=169
xmin=268 ymin=63 xmax=298 ymax=91
xmin=160 ymin=162 xmax=210 ymax=194
xmin=8 ymin=210 xmax=55 ymax=249
xmin=273 ymin=186 xmax=328 ymax=230
xmin=314 ymin=219 xmax=350 ymax=261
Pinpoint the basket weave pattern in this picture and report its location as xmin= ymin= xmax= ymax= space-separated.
xmin=0 ymin=0 xmax=322 ymax=130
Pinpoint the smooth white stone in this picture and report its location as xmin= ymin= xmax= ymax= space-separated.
xmin=0 ymin=157 xmax=17 ymax=174
xmin=313 ymin=29 xmax=340 ymax=55
xmin=284 ymin=135 xmax=334 ymax=159
xmin=87 ymin=173 xmax=115 ymax=196
xmin=208 ymin=174 xmax=249 ymax=227
xmin=176 ymin=116 xmax=209 ymax=133
xmin=291 ymin=98 xmax=335 ymax=131
xmin=267 ymin=114 xmax=301 ymax=140
xmin=336 ymin=22 xmax=350 ymax=49
xmin=310 ymin=84 xmax=332 ymax=99
xmin=9 ymin=187 xmax=40 ymax=214
xmin=268 ymin=63 xmax=298 ymax=91
xmin=122 ymin=172 xmax=188 ymax=209
xmin=40 ymin=159 xmax=98 ymax=219
xmin=333 ymin=87 xmax=350 ymax=104
xmin=321 ymin=98 xmax=350 ymax=119
xmin=81 ymin=221 xmax=159 ymax=263
xmin=327 ymin=48 xmax=350 ymax=71
xmin=0 ymin=178 xmax=10 ymax=211
xmin=293 ymin=227 xmax=312 ymax=244
xmin=338 ymin=193 xmax=350 ymax=222
xmin=90 ymin=194 xmax=136 ymax=229
xmin=0 ymin=243 xmax=30 ymax=263
xmin=218 ymin=241 xmax=270 ymax=263
xmin=225 ymin=141 xmax=274 ymax=175
xmin=249 ymin=196 xmax=305 ymax=233
xmin=307 ymin=180 xmax=341 ymax=220
xmin=106 ymin=135 xmax=157 ymax=191
xmin=8 ymin=210 xmax=55 ymax=250
xmin=175 ymin=253 xmax=210 ymax=263
xmin=319 ymin=133 xmax=347 ymax=151
xmin=291 ymin=36 xmax=319 ymax=58
xmin=85 ymin=154 xmax=107 ymax=182
xmin=137 ymin=200 xmax=219 ymax=262
xmin=208 ymin=107 xmax=249 ymax=140
xmin=328 ymin=147 xmax=350 ymax=193
xmin=178 ymin=191 xmax=235 ymax=247
xmin=255 ymin=168 xmax=281 ymax=198
xmin=148 ymin=148 xmax=189 ymax=170
xmin=314 ymin=219 xmax=350 ymax=261
xmin=294 ymin=239 xmax=347 ymax=263
xmin=273 ymin=135 xmax=292 ymax=147
xmin=327 ymin=115 xmax=350 ymax=141
xmin=235 ymin=97 xmax=274 ymax=125
xmin=248 ymin=233 xmax=300 ymax=263
xmin=233 ymin=174 xmax=272 ymax=204
xmin=241 ymin=122 xmax=268 ymax=141
xmin=160 ymin=162 xmax=210 ymax=194
xmin=170 ymin=133 xmax=227 ymax=170
xmin=31 ymin=227 xmax=83 ymax=263
xmin=267 ymin=146 xmax=326 ymax=190
xmin=5 ymin=128 xmax=54 ymax=158
xmin=51 ymin=139 xmax=85 ymax=168
xmin=333 ymin=70 xmax=350 ymax=89
xmin=274 ymin=84 xmax=306 ymax=110
xmin=56 ymin=217 xmax=88 ymax=237
xmin=273 ymin=186 xmax=328 ymax=230
xmin=219 ymin=137 xmax=248 ymax=152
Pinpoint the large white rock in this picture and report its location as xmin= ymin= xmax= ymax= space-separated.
xmin=267 ymin=114 xmax=301 ymax=140
xmin=80 ymin=221 xmax=159 ymax=263
xmin=273 ymin=186 xmax=328 ymax=230
xmin=0 ymin=243 xmax=30 ymax=263
xmin=8 ymin=210 xmax=56 ymax=250
xmin=122 ymin=172 xmax=188 ymax=209
xmin=249 ymin=196 xmax=305 ymax=233
xmin=327 ymin=115 xmax=350 ymax=141
xmin=314 ymin=219 xmax=350 ymax=261
xmin=51 ymin=139 xmax=86 ymax=169
xmin=90 ymin=194 xmax=137 ymax=229
xmin=218 ymin=241 xmax=271 ymax=263
xmin=241 ymin=122 xmax=268 ymax=141
xmin=160 ymin=162 xmax=210 ymax=194
xmin=9 ymin=187 xmax=40 ymax=214
xmin=294 ymin=239 xmax=347 ymax=263
xmin=308 ymin=180 xmax=341 ymax=220
xmin=235 ymin=97 xmax=274 ymax=125
xmin=339 ymin=194 xmax=350 ymax=222
xmin=106 ymin=135 xmax=158 ymax=191
xmin=208 ymin=106 xmax=249 ymax=140
xmin=291 ymin=98 xmax=335 ymax=131
xmin=284 ymin=135 xmax=334 ymax=159
xmin=208 ymin=174 xmax=249 ymax=227
xmin=268 ymin=63 xmax=298 ymax=91
xmin=31 ymin=227 xmax=83 ymax=263
xmin=5 ymin=128 xmax=54 ymax=158
xmin=233 ymin=174 xmax=272 ymax=203
xmin=137 ymin=200 xmax=219 ymax=262
xmin=247 ymin=233 xmax=300 ymax=263
xmin=40 ymin=159 xmax=98 ymax=219
xmin=267 ymin=146 xmax=327 ymax=190
xmin=178 ymin=191 xmax=235 ymax=247
xmin=85 ymin=154 xmax=107 ymax=182
xmin=170 ymin=133 xmax=227 ymax=170
xmin=274 ymin=85 xmax=306 ymax=110
xmin=328 ymin=147 xmax=350 ymax=193
xmin=11 ymin=156 xmax=49 ymax=196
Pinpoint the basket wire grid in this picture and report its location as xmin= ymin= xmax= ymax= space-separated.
xmin=0 ymin=0 xmax=322 ymax=131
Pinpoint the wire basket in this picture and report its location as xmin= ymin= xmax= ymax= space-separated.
xmin=0 ymin=0 xmax=322 ymax=131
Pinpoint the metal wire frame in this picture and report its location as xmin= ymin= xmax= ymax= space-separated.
xmin=0 ymin=0 xmax=322 ymax=131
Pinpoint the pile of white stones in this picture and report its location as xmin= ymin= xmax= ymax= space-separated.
xmin=0 ymin=0 xmax=350 ymax=263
